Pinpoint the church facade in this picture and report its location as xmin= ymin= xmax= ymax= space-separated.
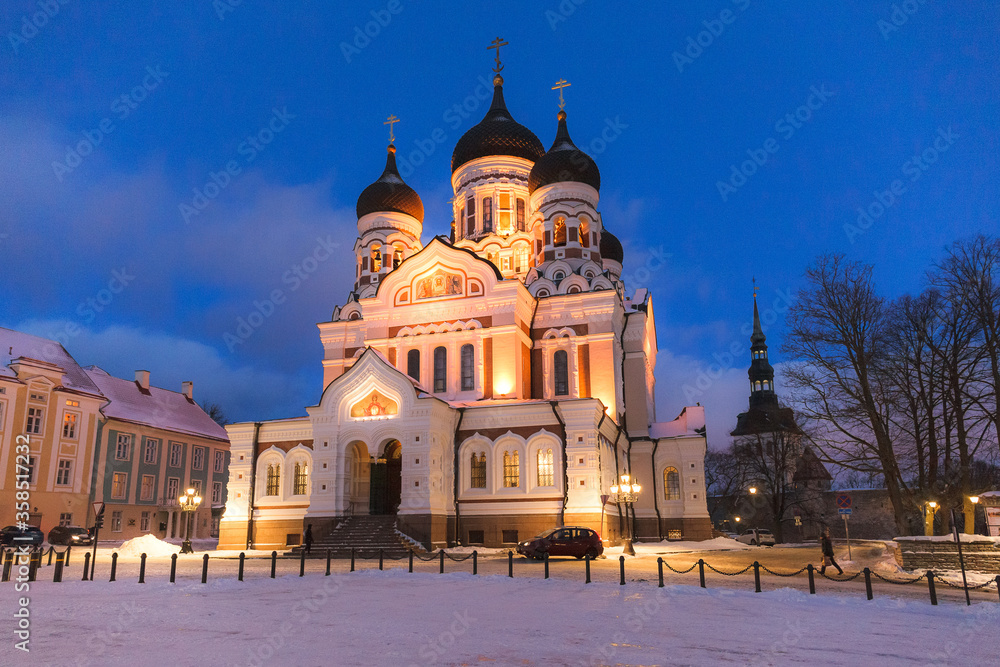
xmin=219 ymin=58 xmax=711 ymax=551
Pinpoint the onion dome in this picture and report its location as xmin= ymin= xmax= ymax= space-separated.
xmin=600 ymin=229 xmax=623 ymax=264
xmin=451 ymin=75 xmax=545 ymax=173
xmin=528 ymin=110 xmax=601 ymax=194
xmin=356 ymin=145 xmax=424 ymax=222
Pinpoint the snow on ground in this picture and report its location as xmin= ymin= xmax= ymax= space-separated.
xmin=6 ymin=571 xmax=993 ymax=666
xmin=605 ymin=536 xmax=751 ymax=555
xmin=116 ymin=534 xmax=180 ymax=558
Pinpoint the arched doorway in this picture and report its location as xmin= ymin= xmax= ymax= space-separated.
xmin=369 ymin=439 xmax=402 ymax=515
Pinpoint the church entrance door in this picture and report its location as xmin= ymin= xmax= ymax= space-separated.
xmin=369 ymin=440 xmax=402 ymax=515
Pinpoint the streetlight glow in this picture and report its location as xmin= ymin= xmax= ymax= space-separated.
xmin=749 ymin=486 xmax=757 ymax=495
xmin=928 ymin=501 xmax=937 ymax=509
xmin=970 ymin=496 xmax=980 ymax=504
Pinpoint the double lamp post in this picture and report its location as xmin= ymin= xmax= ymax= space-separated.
xmin=178 ymin=488 xmax=202 ymax=554
xmin=610 ymin=474 xmax=642 ymax=556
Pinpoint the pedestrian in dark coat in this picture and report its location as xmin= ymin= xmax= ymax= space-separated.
xmin=818 ymin=527 xmax=843 ymax=575
xmin=304 ymin=524 xmax=314 ymax=555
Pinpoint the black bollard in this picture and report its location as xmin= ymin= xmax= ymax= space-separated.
xmin=27 ymin=551 xmax=37 ymax=582
xmin=619 ymin=555 xmax=626 ymax=586
xmin=927 ymin=571 xmax=937 ymax=606
xmin=753 ymin=561 xmax=761 ymax=593
xmin=65 ymin=545 xmax=71 ymax=566
xmin=473 ymin=550 xmax=478 ymax=576
xmin=350 ymin=548 xmax=355 ymax=572
xmin=81 ymin=552 xmax=90 ymax=582
xmin=439 ymin=550 xmax=445 ymax=574
xmin=300 ymin=548 xmax=306 ymax=577
xmin=807 ymin=564 xmax=815 ymax=594
xmin=2 ymin=550 xmax=12 ymax=582
xmin=657 ymin=557 xmax=664 ymax=588
xmin=408 ymin=550 xmax=414 ymax=573
xmin=508 ymin=550 xmax=513 ymax=578
xmin=699 ymin=559 xmax=706 ymax=588
xmin=170 ymin=553 xmax=177 ymax=583
xmin=326 ymin=549 xmax=332 ymax=576
xmin=138 ymin=553 xmax=147 ymax=584
xmin=110 ymin=553 xmax=118 ymax=582
xmin=238 ymin=552 xmax=245 ymax=582
xmin=379 ymin=549 xmax=384 ymax=571
xmin=586 ymin=555 xmax=592 ymax=584
xmin=271 ymin=551 xmax=277 ymax=578
xmin=995 ymin=576 xmax=1000 ymax=603
xmin=544 ymin=552 xmax=550 ymax=579
xmin=47 ymin=546 xmax=54 ymax=566
xmin=53 ymin=551 xmax=65 ymax=583
xmin=201 ymin=553 xmax=209 ymax=584
xmin=864 ymin=568 xmax=873 ymax=600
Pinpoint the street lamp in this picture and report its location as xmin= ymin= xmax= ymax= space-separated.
xmin=748 ymin=486 xmax=758 ymax=495
xmin=610 ymin=474 xmax=641 ymax=556
xmin=924 ymin=500 xmax=938 ymax=537
xmin=968 ymin=496 xmax=981 ymax=535
xmin=179 ymin=488 xmax=202 ymax=554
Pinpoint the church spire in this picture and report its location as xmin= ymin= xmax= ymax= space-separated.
xmin=747 ymin=283 xmax=777 ymax=408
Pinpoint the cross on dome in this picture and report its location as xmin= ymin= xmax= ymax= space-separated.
xmin=487 ymin=37 xmax=508 ymax=74
xmin=384 ymin=114 xmax=399 ymax=145
xmin=552 ymin=78 xmax=571 ymax=110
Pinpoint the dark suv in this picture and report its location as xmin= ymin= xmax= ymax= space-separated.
xmin=47 ymin=525 xmax=94 ymax=546
xmin=0 ymin=525 xmax=44 ymax=547
xmin=517 ymin=527 xmax=604 ymax=560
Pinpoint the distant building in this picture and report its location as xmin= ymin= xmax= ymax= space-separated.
xmin=0 ymin=328 xmax=106 ymax=534
xmin=84 ymin=367 xmax=230 ymax=541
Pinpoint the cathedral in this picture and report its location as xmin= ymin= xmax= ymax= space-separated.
xmin=218 ymin=47 xmax=712 ymax=551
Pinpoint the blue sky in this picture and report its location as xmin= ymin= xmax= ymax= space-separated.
xmin=1 ymin=1 xmax=996 ymax=447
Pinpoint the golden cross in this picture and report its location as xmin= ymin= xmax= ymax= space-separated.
xmin=384 ymin=114 xmax=399 ymax=144
xmin=552 ymin=78 xmax=571 ymax=110
xmin=487 ymin=37 xmax=508 ymax=73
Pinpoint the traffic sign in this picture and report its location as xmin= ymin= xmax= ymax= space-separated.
xmin=839 ymin=508 xmax=852 ymax=516
xmin=836 ymin=494 xmax=852 ymax=510
xmin=92 ymin=501 xmax=105 ymax=516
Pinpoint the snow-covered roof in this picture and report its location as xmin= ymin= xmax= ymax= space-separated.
xmin=0 ymin=327 xmax=103 ymax=395
xmin=84 ymin=366 xmax=229 ymax=442
xmin=649 ymin=405 xmax=706 ymax=439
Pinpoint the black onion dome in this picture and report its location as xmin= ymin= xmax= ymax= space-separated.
xmin=528 ymin=110 xmax=601 ymax=194
xmin=451 ymin=77 xmax=545 ymax=173
xmin=600 ymin=230 xmax=624 ymax=264
xmin=356 ymin=145 xmax=424 ymax=222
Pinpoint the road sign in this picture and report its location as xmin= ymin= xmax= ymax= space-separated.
xmin=839 ymin=508 xmax=852 ymax=516
xmin=92 ymin=501 xmax=105 ymax=516
xmin=836 ymin=494 xmax=852 ymax=510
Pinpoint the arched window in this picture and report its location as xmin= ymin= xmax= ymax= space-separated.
xmin=407 ymin=349 xmax=420 ymax=382
xmin=536 ymin=289 xmax=549 ymax=297
xmin=393 ymin=247 xmax=403 ymax=269
xmin=471 ymin=452 xmax=486 ymax=488
xmin=293 ymin=461 xmax=308 ymax=495
xmin=433 ymin=346 xmax=447 ymax=393
xmin=265 ymin=464 xmax=280 ymax=496
xmin=554 ymin=350 xmax=569 ymax=396
xmin=460 ymin=344 xmax=475 ymax=391
xmin=466 ymin=196 xmax=476 ymax=237
xmin=370 ymin=244 xmax=382 ymax=273
xmin=516 ymin=198 xmax=526 ymax=232
xmin=664 ymin=467 xmax=681 ymax=501
xmin=537 ymin=448 xmax=554 ymax=487
xmin=553 ymin=271 xmax=564 ymax=281
xmin=553 ymin=217 xmax=566 ymax=246
xmin=514 ymin=244 xmax=529 ymax=273
xmin=579 ymin=217 xmax=590 ymax=247
xmin=482 ymin=196 xmax=493 ymax=233
xmin=503 ymin=450 xmax=520 ymax=488
xmin=567 ymin=286 xmax=580 ymax=294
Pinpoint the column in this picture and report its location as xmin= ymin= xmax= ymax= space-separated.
xmin=165 ymin=510 xmax=173 ymax=538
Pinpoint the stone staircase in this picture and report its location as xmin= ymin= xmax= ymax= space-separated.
xmin=292 ymin=515 xmax=417 ymax=557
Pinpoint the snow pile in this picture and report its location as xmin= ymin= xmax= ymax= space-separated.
xmin=607 ymin=536 xmax=750 ymax=555
xmin=116 ymin=534 xmax=181 ymax=558
xmin=896 ymin=534 xmax=1000 ymax=543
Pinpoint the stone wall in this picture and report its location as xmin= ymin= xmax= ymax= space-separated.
xmin=893 ymin=537 xmax=1000 ymax=573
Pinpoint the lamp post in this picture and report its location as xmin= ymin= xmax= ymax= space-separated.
xmin=610 ymin=474 xmax=641 ymax=557
xmin=179 ymin=488 xmax=202 ymax=554
xmin=968 ymin=496 xmax=980 ymax=535
xmin=924 ymin=500 xmax=938 ymax=537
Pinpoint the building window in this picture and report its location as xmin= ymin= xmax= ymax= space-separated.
xmin=293 ymin=462 xmax=308 ymax=495
xmin=503 ymin=451 xmax=520 ymax=488
xmin=370 ymin=243 xmax=382 ymax=273
xmin=516 ymin=198 xmax=525 ymax=232
xmin=266 ymin=464 xmax=280 ymax=496
xmin=192 ymin=479 xmax=203 ymax=496
xmin=468 ymin=530 xmax=485 ymax=545
xmin=553 ymin=217 xmax=567 ymax=246
xmin=465 ymin=196 xmax=476 ymax=236
xmin=25 ymin=456 xmax=37 ymax=485
xmin=192 ymin=446 xmax=205 ymax=470
xmin=170 ymin=443 xmax=182 ymax=467
xmin=407 ymin=349 xmax=420 ymax=382
xmin=140 ymin=474 xmax=155 ymax=501
xmin=579 ymin=216 xmax=590 ymax=247
xmin=212 ymin=481 xmax=222 ymax=504
xmin=482 ymin=196 xmax=493 ymax=232
xmin=554 ymin=350 xmax=569 ymax=396
xmin=433 ymin=346 xmax=447 ymax=393
xmin=29 ymin=391 xmax=46 ymax=402
xmin=115 ymin=433 xmax=132 ymax=460
xmin=537 ymin=448 xmax=554 ymax=487
xmin=144 ymin=439 xmax=158 ymax=464
xmin=501 ymin=529 xmax=518 ymax=544
xmin=59 ymin=513 xmax=72 ymax=527
xmin=62 ymin=412 xmax=78 ymax=439
xmin=26 ymin=407 xmax=43 ymax=435
xmin=471 ymin=452 xmax=486 ymax=489
xmin=214 ymin=450 xmax=225 ymax=473
xmin=111 ymin=472 xmax=128 ymax=499
xmin=514 ymin=244 xmax=529 ymax=273
xmin=0 ymin=400 xmax=5 ymax=428
xmin=140 ymin=511 xmax=150 ymax=532
xmin=393 ymin=247 xmax=403 ymax=269
xmin=56 ymin=460 xmax=72 ymax=486
xmin=460 ymin=344 xmax=475 ymax=391
xmin=166 ymin=477 xmax=180 ymax=503
xmin=664 ymin=467 xmax=681 ymax=501
xmin=497 ymin=192 xmax=512 ymax=235
xmin=111 ymin=511 xmax=123 ymax=532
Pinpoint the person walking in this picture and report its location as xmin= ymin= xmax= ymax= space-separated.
xmin=303 ymin=524 xmax=314 ymax=555
xmin=818 ymin=526 xmax=843 ymax=575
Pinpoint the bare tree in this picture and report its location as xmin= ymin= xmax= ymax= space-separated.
xmin=731 ymin=429 xmax=801 ymax=542
xmin=200 ymin=401 xmax=230 ymax=427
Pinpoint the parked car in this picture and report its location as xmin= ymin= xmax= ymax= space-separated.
xmin=517 ymin=527 xmax=604 ymax=560
xmin=735 ymin=528 xmax=776 ymax=547
xmin=47 ymin=525 xmax=94 ymax=546
xmin=0 ymin=525 xmax=44 ymax=547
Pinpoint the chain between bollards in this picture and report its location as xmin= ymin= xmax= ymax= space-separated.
xmin=238 ymin=552 xmax=245 ymax=581
xmin=138 ymin=553 xmax=147 ymax=584
xmin=699 ymin=558 xmax=706 ymax=588
xmin=170 ymin=553 xmax=177 ymax=583
xmin=271 ymin=551 xmax=277 ymax=578
xmin=864 ymin=567 xmax=873 ymax=600
xmin=753 ymin=561 xmax=761 ymax=593
xmin=109 ymin=552 xmax=118 ymax=582
xmin=619 ymin=555 xmax=626 ymax=586
xmin=807 ymin=563 xmax=815 ymax=594
xmin=657 ymin=557 xmax=663 ymax=588
xmin=927 ymin=570 xmax=937 ymax=605
xmin=81 ymin=552 xmax=90 ymax=581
